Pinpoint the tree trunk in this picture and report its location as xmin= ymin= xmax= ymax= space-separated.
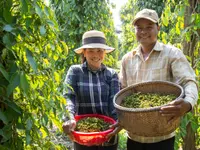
xmin=182 ymin=119 xmax=196 ymax=150
xmin=182 ymin=0 xmax=198 ymax=150
xmin=0 ymin=31 xmax=5 ymax=142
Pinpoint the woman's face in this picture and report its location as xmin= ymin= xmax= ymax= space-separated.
xmin=83 ymin=48 xmax=105 ymax=70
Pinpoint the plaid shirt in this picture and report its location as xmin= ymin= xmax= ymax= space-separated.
xmin=119 ymin=41 xmax=198 ymax=143
xmin=63 ymin=62 xmax=120 ymax=121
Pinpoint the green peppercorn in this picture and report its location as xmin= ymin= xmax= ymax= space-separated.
xmin=75 ymin=117 xmax=111 ymax=132
xmin=120 ymin=93 xmax=176 ymax=108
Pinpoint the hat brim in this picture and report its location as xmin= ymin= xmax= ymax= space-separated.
xmin=74 ymin=43 xmax=115 ymax=54
xmin=132 ymin=17 xmax=158 ymax=25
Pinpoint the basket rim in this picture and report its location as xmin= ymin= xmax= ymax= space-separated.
xmin=113 ymin=80 xmax=184 ymax=112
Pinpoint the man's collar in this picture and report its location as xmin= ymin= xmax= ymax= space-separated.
xmin=132 ymin=41 xmax=163 ymax=56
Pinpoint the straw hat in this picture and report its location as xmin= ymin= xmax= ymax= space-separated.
xmin=132 ymin=9 xmax=159 ymax=25
xmin=74 ymin=30 xmax=115 ymax=54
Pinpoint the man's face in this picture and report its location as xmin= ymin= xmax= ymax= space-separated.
xmin=134 ymin=19 xmax=160 ymax=46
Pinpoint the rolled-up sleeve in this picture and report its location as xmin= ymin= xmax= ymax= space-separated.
xmin=171 ymin=51 xmax=198 ymax=108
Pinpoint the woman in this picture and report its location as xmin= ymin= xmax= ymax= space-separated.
xmin=62 ymin=30 xmax=120 ymax=150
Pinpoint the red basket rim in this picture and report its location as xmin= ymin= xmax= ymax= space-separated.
xmin=72 ymin=114 xmax=116 ymax=135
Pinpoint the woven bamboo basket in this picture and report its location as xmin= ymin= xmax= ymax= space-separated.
xmin=113 ymin=81 xmax=184 ymax=137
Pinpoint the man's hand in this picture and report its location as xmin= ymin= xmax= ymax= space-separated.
xmin=62 ymin=119 xmax=76 ymax=141
xmin=106 ymin=121 xmax=122 ymax=140
xmin=160 ymin=98 xmax=192 ymax=124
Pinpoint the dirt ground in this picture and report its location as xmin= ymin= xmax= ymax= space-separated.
xmin=50 ymin=126 xmax=74 ymax=150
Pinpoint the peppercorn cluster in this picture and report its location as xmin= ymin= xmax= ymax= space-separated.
xmin=75 ymin=117 xmax=111 ymax=132
xmin=120 ymin=92 xmax=177 ymax=108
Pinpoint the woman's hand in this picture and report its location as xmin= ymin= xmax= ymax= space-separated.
xmin=62 ymin=119 xmax=76 ymax=141
xmin=160 ymin=98 xmax=192 ymax=124
xmin=106 ymin=121 xmax=122 ymax=140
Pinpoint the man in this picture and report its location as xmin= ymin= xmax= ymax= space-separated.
xmin=117 ymin=9 xmax=198 ymax=150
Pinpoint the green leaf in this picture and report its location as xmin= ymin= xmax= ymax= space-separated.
xmin=9 ymin=61 xmax=18 ymax=75
xmin=7 ymin=72 xmax=20 ymax=96
xmin=5 ymin=107 xmax=20 ymax=122
xmin=191 ymin=121 xmax=198 ymax=132
xmin=44 ymin=7 xmax=49 ymax=17
xmin=35 ymin=4 xmax=42 ymax=17
xmin=185 ymin=55 xmax=192 ymax=62
xmin=20 ymin=71 xmax=29 ymax=94
xmin=75 ymin=14 xmax=81 ymax=21
xmin=40 ymin=25 xmax=46 ymax=35
xmin=92 ymin=3 xmax=95 ymax=8
xmin=4 ymin=33 xmax=15 ymax=47
xmin=175 ymin=22 xmax=180 ymax=35
xmin=42 ymin=113 xmax=49 ymax=125
xmin=178 ymin=5 xmax=185 ymax=16
xmin=0 ymin=110 xmax=8 ymax=124
xmin=0 ymin=63 xmax=9 ymax=81
xmin=190 ymin=14 xmax=196 ymax=24
xmin=3 ymin=25 xmax=13 ymax=32
xmin=185 ymin=32 xmax=191 ymax=42
xmin=26 ymin=49 xmax=37 ymax=72
xmin=21 ymin=0 xmax=28 ymax=13
xmin=3 ymin=34 xmax=12 ymax=47
xmin=16 ymin=122 xmax=25 ymax=130
xmin=1 ymin=48 xmax=7 ymax=60
xmin=40 ymin=127 xmax=48 ymax=138
xmin=3 ymin=8 xmax=12 ymax=23
xmin=0 ymin=124 xmax=12 ymax=141
xmin=26 ymin=131 xmax=32 ymax=145
xmin=179 ymin=126 xmax=187 ymax=137
xmin=0 ymin=144 xmax=8 ymax=150
xmin=51 ymin=116 xmax=62 ymax=131
xmin=26 ymin=118 xmax=33 ymax=131
xmin=47 ymin=20 xmax=54 ymax=27
xmin=60 ymin=41 xmax=68 ymax=55
xmin=25 ymin=18 xmax=32 ymax=28
xmin=5 ymin=100 xmax=21 ymax=114
xmin=6 ymin=0 xmax=12 ymax=8
xmin=192 ymin=30 xmax=199 ymax=38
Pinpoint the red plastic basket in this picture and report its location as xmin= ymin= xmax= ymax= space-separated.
xmin=71 ymin=114 xmax=116 ymax=146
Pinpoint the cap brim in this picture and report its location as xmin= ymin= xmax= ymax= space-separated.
xmin=74 ymin=44 xmax=115 ymax=54
xmin=132 ymin=17 xmax=158 ymax=25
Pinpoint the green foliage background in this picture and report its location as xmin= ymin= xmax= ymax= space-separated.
xmin=52 ymin=0 xmax=119 ymax=68
xmin=0 ymin=0 xmax=118 ymax=149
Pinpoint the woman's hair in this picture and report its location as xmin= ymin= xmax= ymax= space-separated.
xmin=81 ymin=49 xmax=86 ymax=63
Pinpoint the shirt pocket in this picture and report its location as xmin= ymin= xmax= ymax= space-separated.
xmin=150 ymin=67 xmax=169 ymax=81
